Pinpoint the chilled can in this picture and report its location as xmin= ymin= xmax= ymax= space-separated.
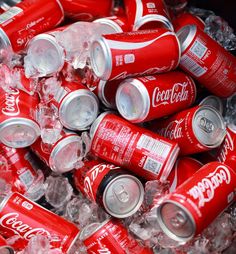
xmin=124 ymin=0 xmax=173 ymax=31
xmin=74 ymin=160 xmax=144 ymax=218
xmin=0 ymin=0 xmax=21 ymax=13
xmin=177 ymin=25 xmax=236 ymax=98
xmin=0 ymin=235 xmax=14 ymax=254
xmin=80 ymin=219 xmax=153 ymax=254
xmin=90 ymin=112 xmax=179 ymax=181
xmin=157 ymin=162 xmax=236 ymax=242
xmin=116 ymin=71 xmax=196 ymax=123
xmin=0 ymin=0 xmax=64 ymax=53
xmin=90 ymin=28 xmax=180 ymax=81
xmin=198 ymin=95 xmax=223 ymax=115
xmin=0 ymin=87 xmax=40 ymax=148
xmin=0 ymin=192 xmax=80 ymax=252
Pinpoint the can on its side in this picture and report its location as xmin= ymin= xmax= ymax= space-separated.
xmin=198 ymin=95 xmax=223 ymax=115
xmin=0 ymin=235 xmax=14 ymax=254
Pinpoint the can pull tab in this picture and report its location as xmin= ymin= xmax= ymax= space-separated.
xmin=112 ymin=184 xmax=129 ymax=203
xmin=197 ymin=116 xmax=215 ymax=133
xmin=170 ymin=210 xmax=187 ymax=228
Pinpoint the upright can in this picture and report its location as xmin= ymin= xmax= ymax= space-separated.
xmin=90 ymin=112 xmax=180 ymax=181
xmin=116 ymin=71 xmax=196 ymax=123
xmin=177 ymin=25 xmax=236 ymax=98
xmin=90 ymin=28 xmax=180 ymax=80
xmin=157 ymin=162 xmax=236 ymax=242
xmin=0 ymin=235 xmax=14 ymax=254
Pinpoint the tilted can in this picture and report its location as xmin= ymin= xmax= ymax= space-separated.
xmin=90 ymin=112 xmax=180 ymax=181
xmin=124 ymin=0 xmax=173 ymax=31
xmin=74 ymin=160 xmax=144 ymax=218
xmin=90 ymin=28 xmax=180 ymax=80
xmin=157 ymin=162 xmax=236 ymax=242
xmin=0 ymin=0 xmax=64 ymax=53
xmin=0 ymin=235 xmax=14 ymax=254
xmin=0 ymin=192 xmax=80 ymax=252
xmin=80 ymin=219 xmax=153 ymax=254
xmin=116 ymin=71 xmax=197 ymax=123
xmin=0 ymin=87 xmax=40 ymax=148
xmin=148 ymin=105 xmax=226 ymax=155
xmin=197 ymin=94 xmax=224 ymax=115
xmin=177 ymin=25 xmax=236 ymax=98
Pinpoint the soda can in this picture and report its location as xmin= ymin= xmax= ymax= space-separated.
xmin=124 ymin=0 xmax=173 ymax=31
xmin=90 ymin=28 xmax=180 ymax=80
xmin=0 ymin=0 xmax=21 ymax=12
xmin=157 ymin=162 xmax=236 ymax=242
xmin=80 ymin=219 xmax=153 ymax=254
xmin=0 ymin=87 xmax=40 ymax=148
xmin=148 ymin=105 xmax=226 ymax=155
xmin=0 ymin=235 xmax=14 ymax=254
xmin=0 ymin=0 xmax=64 ymax=53
xmin=198 ymin=95 xmax=223 ymax=115
xmin=49 ymin=79 xmax=99 ymax=131
xmin=31 ymin=129 xmax=83 ymax=173
xmin=177 ymin=25 xmax=236 ymax=98
xmin=74 ymin=160 xmax=144 ymax=218
xmin=0 ymin=192 xmax=80 ymax=252
xmin=116 ymin=71 xmax=196 ymax=123
xmin=90 ymin=112 xmax=180 ymax=181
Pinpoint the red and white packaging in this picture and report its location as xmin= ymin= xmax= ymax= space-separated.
xmin=124 ymin=0 xmax=173 ymax=31
xmin=177 ymin=25 xmax=236 ymax=98
xmin=59 ymin=0 xmax=113 ymax=21
xmin=0 ymin=234 xmax=14 ymax=254
xmin=157 ymin=162 xmax=236 ymax=242
xmin=116 ymin=71 xmax=197 ymax=123
xmin=0 ymin=192 xmax=79 ymax=252
xmin=90 ymin=28 xmax=180 ymax=81
xmin=90 ymin=112 xmax=180 ymax=181
xmin=0 ymin=0 xmax=64 ymax=53
xmin=80 ymin=219 xmax=153 ymax=254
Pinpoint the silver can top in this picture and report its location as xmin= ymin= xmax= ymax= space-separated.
xmin=0 ymin=27 xmax=12 ymax=52
xmin=93 ymin=18 xmax=123 ymax=34
xmin=59 ymin=89 xmax=99 ymax=131
xmin=177 ymin=25 xmax=197 ymax=53
xmin=103 ymin=174 xmax=144 ymax=218
xmin=192 ymin=105 xmax=226 ymax=148
xmin=115 ymin=78 xmax=150 ymax=123
xmin=157 ymin=200 xmax=195 ymax=242
xmin=199 ymin=95 xmax=223 ymax=115
xmin=0 ymin=118 xmax=40 ymax=148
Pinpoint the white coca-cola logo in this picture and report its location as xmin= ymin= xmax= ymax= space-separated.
xmin=2 ymin=88 xmax=20 ymax=116
xmin=217 ymin=131 xmax=234 ymax=162
xmin=187 ymin=165 xmax=231 ymax=207
xmin=152 ymin=82 xmax=189 ymax=107
xmin=158 ymin=119 xmax=184 ymax=139
xmin=0 ymin=212 xmax=51 ymax=240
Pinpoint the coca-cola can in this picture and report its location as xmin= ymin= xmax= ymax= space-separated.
xmin=31 ymin=129 xmax=83 ymax=173
xmin=0 ymin=0 xmax=64 ymax=53
xmin=148 ymin=105 xmax=226 ymax=155
xmin=49 ymin=79 xmax=99 ymax=131
xmin=90 ymin=28 xmax=180 ymax=81
xmin=0 ymin=192 xmax=80 ymax=251
xmin=124 ymin=0 xmax=173 ymax=31
xmin=90 ymin=112 xmax=180 ymax=181
xmin=116 ymin=71 xmax=196 ymax=123
xmin=80 ymin=219 xmax=153 ymax=254
xmin=0 ymin=87 xmax=40 ymax=148
xmin=157 ymin=162 xmax=236 ymax=242
xmin=198 ymin=95 xmax=223 ymax=115
xmin=177 ymin=25 xmax=236 ymax=98
xmin=74 ymin=160 xmax=144 ymax=218
xmin=0 ymin=235 xmax=14 ymax=254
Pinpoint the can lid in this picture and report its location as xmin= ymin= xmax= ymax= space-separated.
xmin=116 ymin=78 xmax=150 ymax=123
xmin=103 ymin=174 xmax=144 ymax=218
xmin=97 ymin=79 xmax=113 ymax=108
xmin=157 ymin=200 xmax=195 ymax=242
xmin=93 ymin=18 xmax=123 ymax=33
xmin=27 ymin=34 xmax=65 ymax=76
xmin=49 ymin=134 xmax=83 ymax=173
xmin=199 ymin=95 xmax=223 ymax=115
xmin=0 ymin=27 xmax=11 ymax=52
xmin=177 ymin=25 xmax=197 ymax=53
xmin=0 ymin=118 xmax=40 ymax=148
xmin=192 ymin=105 xmax=226 ymax=148
xmin=59 ymin=89 xmax=99 ymax=131
xmin=0 ymin=245 xmax=14 ymax=254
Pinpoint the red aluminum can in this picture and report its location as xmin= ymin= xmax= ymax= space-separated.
xmin=177 ymin=25 xmax=236 ymax=98
xmin=124 ymin=0 xmax=173 ymax=31
xmin=0 ymin=192 xmax=79 ymax=252
xmin=80 ymin=219 xmax=153 ymax=254
xmin=0 ymin=87 xmax=40 ymax=148
xmin=157 ymin=162 xmax=236 ymax=242
xmin=0 ymin=235 xmax=14 ymax=254
xmin=148 ymin=105 xmax=226 ymax=155
xmin=0 ymin=0 xmax=64 ymax=53
xmin=116 ymin=71 xmax=197 ymax=123
xmin=90 ymin=112 xmax=180 ymax=181
xmin=59 ymin=0 xmax=113 ymax=21
xmin=90 ymin=28 xmax=180 ymax=81
xmin=74 ymin=160 xmax=144 ymax=218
